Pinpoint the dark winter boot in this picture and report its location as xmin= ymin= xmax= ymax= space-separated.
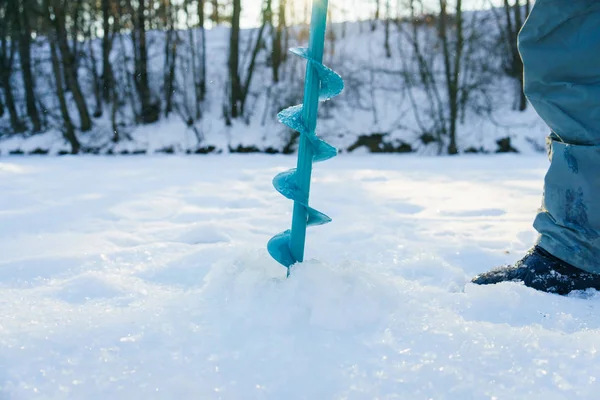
xmin=471 ymin=245 xmax=600 ymax=295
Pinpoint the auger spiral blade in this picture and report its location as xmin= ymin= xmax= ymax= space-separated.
xmin=267 ymin=0 xmax=344 ymax=274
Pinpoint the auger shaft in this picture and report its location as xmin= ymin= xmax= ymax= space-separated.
xmin=290 ymin=0 xmax=329 ymax=263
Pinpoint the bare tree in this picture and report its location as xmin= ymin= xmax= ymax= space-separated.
xmin=86 ymin=24 xmax=104 ymax=118
xmin=196 ymin=0 xmax=207 ymax=102
xmin=47 ymin=0 xmax=92 ymax=132
xmin=183 ymin=0 xmax=200 ymax=119
xmin=15 ymin=0 xmax=42 ymax=132
xmin=70 ymin=0 xmax=84 ymax=67
xmin=397 ymin=0 xmax=492 ymax=154
xmin=163 ymin=0 xmax=178 ymax=117
xmin=130 ymin=0 xmax=159 ymax=124
xmin=438 ymin=0 xmax=464 ymax=154
xmin=44 ymin=0 xmax=80 ymax=153
xmin=110 ymin=0 xmax=130 ymax=143
xmin=227 ymin=0 xmax=271 ymax=120
xmin=398 ymin=0 xmax=446 ymax=153
xmin=0 ymin=0 xmax=25 ymax=133
xmin=272 ymin=0 xmax=287 ymax=82
xmin=101 ymin=0 xmax=114 ymax=103
xmin=501 ymin=0 xmax=529 ymax=111
xmin=384 ymin=0 xmax=391 ymax=58
xmin=227 ymin=0 xmax=243 ymax=119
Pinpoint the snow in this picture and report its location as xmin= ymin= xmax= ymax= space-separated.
xmin=2 ymin=154 xmax=600 ymax=399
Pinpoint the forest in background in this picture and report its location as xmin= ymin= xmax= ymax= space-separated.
xmin=0 ymin=0 xmax=541 ymax=156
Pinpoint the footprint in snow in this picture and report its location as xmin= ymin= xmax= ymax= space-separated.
xmin=386 ymin=202 xmax=425 ymax=214
xmin=439 ymin=208 xmax=506 ymax=217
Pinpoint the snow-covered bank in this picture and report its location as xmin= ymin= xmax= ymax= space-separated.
xmin=0 ymin=18 xmax=549 ymax=156
xmin=2 ymin=155 xmax=599 ymax=399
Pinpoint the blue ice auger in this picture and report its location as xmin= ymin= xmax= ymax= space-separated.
xmin=267 ymin=0 xmax=344 ymax=274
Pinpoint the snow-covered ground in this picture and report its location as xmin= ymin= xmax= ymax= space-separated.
xmin=2 ymin=154 xmax=600 ymax=399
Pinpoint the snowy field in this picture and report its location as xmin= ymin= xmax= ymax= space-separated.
xmin=2 ymin=154 xmax=600 ymax=399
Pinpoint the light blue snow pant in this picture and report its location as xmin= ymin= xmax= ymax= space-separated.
xmin=519 ymin=0 xmax=600 ymax=273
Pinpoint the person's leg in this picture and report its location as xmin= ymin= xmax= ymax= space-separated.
xmin=520 ymin=0 xmax=600 ymax=273
xmin=472 ymin=0 xmax=600 ymax=293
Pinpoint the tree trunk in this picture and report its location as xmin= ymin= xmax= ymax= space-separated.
xmin=503 ymin=0 xmax=528 ymax=111
xmin=50 ymin=41 xmax=80 ymax=153
xmin=0 ymin=1 xmax=25 ymax=133
xmin=384 ymin=0 xmax=391 ymax=58
xmin=450 ymin=0 xmax=463 ymax=154
xmin=50 ymin=0 xmax=92 ymax=132
xmin=102 ymin=0 xmax=113 ymax=103
xmin=0 ymin=66 xmax=25 ymax=133
xmin=228 ymin=0 xmax=242 ymax=118
xmin=71 ymin=0 xmax=84 ymax=67
xmin=198 ymin=0 xmax=207 ymax=102
xmin=164 ymin=1 xmax=177 ymax=117
xmin=16 ymin=0 xmax=41 ymax=132
xmin=132 ymin=0 xmax=159 ymax=124
xmin=166 ymin=39 xmax=177 ymax=116
xmin=518 ymin=76 xmax=527 ymax=111
xmin=88 ymin=27 xmax=103 ymax=118
xmin=111 ymin=84 xmax=123 ymax=142
xmin=513 ymin=0 xmax=527 ymax=111
xmin=438 ymin=0 xmax=463 ymax=155
xmin=272 ymin=0 xmax=285 ymax=82
xmin=115 ymin=0 xmax=140 ymax=123
xmin=45 ymin=0 xmax=80 ymax=153
xmin=185 ymin=0 xmax=199 ymax=119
